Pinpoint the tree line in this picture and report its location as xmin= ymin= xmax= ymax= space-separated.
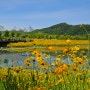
xmin=0 ymin=23 xmax=90 ymax=40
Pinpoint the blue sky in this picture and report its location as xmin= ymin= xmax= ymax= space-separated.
xmin=0 ymin=0 xmax=90 ymax=30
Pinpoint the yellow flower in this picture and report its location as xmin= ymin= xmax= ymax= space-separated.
xmin=56 ymin=78 xmax=64 ymax=85
xmin=39 ymin=87 xmax=46 ymax=90
xmin=73 ymin=57 xmax=85 ymax=65
xmin=55 ymin=64 xmax=68 ymax=74
xmin=71 ymin=46 xmax=80 ymax=52
xmin=66 ymin=38 xmax=71 ymax=44
xmin=62 ymin=48 xmax=68 ymax=54
xmin=11 ymin=71 xmax=17 ymax=76
xmin=45 ymin=54 xmax=50 ymax=59
xmin=24 ymin=57 xmax=32 ymax=66
xmin=32 ymin=50 xmax=39 ymax=55
xmin=34 ymin=86 xmax=46 ymax=90
xmin=46 ymin=45 xmax=54 ymax=51
xmin=38 ymin=60 xmax=48 ymax=69
xmin=36 ymin=57 xmax=42 ymax=62
xmin=82 ymin=56 xmax=87 ymax=60
xmin=36 ymin=53 xmax=43 ymax=58
xmin=56 ymin=55 xmax=61 ymax=60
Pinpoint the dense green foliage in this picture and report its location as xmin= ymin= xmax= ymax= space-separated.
xmin=32 ymin=23 xmax=90 ymax=35
xmin=0 ymin=23 xmax=90 ymax=39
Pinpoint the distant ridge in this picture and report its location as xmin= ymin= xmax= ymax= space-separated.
xmin=31 ymin=23 xmax=90 ymax=35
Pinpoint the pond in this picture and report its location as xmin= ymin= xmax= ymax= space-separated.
xmin=0 ymin=47 xmax=89 ymax=69
xmin=0 ymin=50 xmax=71 ymax=68
xmin=0 ymin=52 xmax=30 ymax=67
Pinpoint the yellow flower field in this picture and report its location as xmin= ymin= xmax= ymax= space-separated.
xmin=7 ymin=39 xmax=89 ymax=52
xmin=7 ymin=39 xmax=89 ymax=47
xmin=0 ymin=39 xmax=90 ymax=90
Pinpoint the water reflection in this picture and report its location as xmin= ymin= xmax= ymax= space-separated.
xmin=0 ymin=50 xmax=88 ymax=68
xmin=0 ymin=52 xmax=30 ymax=67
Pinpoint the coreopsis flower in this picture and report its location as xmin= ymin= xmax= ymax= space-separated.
xmin=45 ymin=54 xmax=50 ymax=59
xmin=71 ymin=64 xmax=79 ymax=72
xmin=36 ymin=53 xmax=43 ymax=58
xmin=38 ymin=60 xmax=48 ymax=69
xmin=56 ymin=55 xmax=61 ymax=61
xmin=55 ymin=64 xmax=68 ymax=74
xmin=73 ymin=57 xmax=85 ymax=65
xmin=66 ymin=38 xmax=71 ymax=44
xmin=82 ymin=56 xmax=87 ymax=60
xmin=35 ymin=53 xmax=43 ymax=61
xmin=24 ymin=57 xmax=31 ymax=63
xmin=46 ymin=45 xmax=55 ymax=51
xmin=39 ymin=87 xmax=46 ymax=90
xmin=32 ymin=50 xmax=39 ymax=55
xmin=12 ymin=71 xmax=17 ymax=76
xmin=62 ymin=48 xmax=69 ymax=54
xmin=24 ymin=57 xmax=32 ymax=66
xmin=71 ymin=46 xmax=80 ymax=53
xmin=36 ymin=57 xmax=42 ymax=62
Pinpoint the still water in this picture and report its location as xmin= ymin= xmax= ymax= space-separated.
xmin=0 ymin=52 xmax=31 ymax=67
xmin=0 ymin=50 xmax=85 ymax=67
xmin=0 ymin=51 xmax=59 ymax=67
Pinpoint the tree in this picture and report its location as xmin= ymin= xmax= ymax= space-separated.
xmin=9 ymin=31 xmax=15 ymax=38
xmin=28 ymin=26 xmax=33 ymax=32
xmin=0 ymin=25 xmax=4 ymax=31
xmin=3 ymin=30 xmax=9 ymax=38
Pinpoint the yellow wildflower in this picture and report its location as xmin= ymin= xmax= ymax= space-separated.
xmin=46 ymin=45 xmax=55 ymax=51
xmin=71 ymin=46 xmax=80 ymax=52
xmin=45 ymin=54 xmax=50 ymax=59
xmin=66 ymin=38 xmax=71 ymax=44
xmin=55 ymin=64 xmax=68 ymax=74
xmin=56 ymin=78 xmax=64 ymax=85
xmin=73 ymin=57 xmax=85 ymax=65
xmin=34 ymin=86 xmax=46 ymax=90
xmin=62 ymin=48 xmax=68 ymax=54
xmin=32 ymin=50 xmax=39 ymax=55
xmin=56 ymin=55 xmax=61 ymax=60
xmin=38 ymin=60 xmax=48 ymax=69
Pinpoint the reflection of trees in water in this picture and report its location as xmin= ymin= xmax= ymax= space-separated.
xmin=4 ymin=59 xmax=9 ymax=64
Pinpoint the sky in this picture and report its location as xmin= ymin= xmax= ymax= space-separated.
xmin=0 ymin=0 xmax=90 ymax=30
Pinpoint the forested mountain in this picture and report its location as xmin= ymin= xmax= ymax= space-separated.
xmin=31 ymin=23 xmax=90 ymax=36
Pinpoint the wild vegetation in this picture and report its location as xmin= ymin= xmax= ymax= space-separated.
xmin=0 ymin=39 xmax=90 ymax=90
xmin=0 ymin=23 xmax=90 ymax=90
xmin=0 ymin=23 xmax=90 ymax=40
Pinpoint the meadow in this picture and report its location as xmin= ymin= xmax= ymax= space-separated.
xmin=0 ymin=39 xmax=90 ymax=90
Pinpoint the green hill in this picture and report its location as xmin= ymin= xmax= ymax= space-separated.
xmin=31 ymin=23 xmax=90 ymax=36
